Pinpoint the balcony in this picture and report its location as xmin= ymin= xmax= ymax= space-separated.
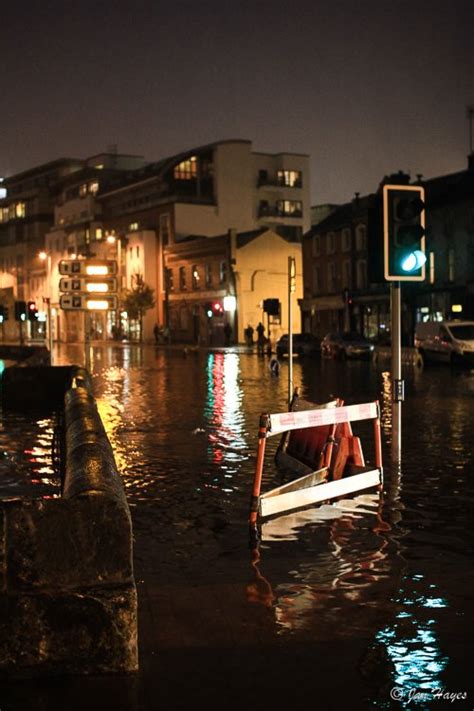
xmin=258 ymin=204 xmax=303 ymax=220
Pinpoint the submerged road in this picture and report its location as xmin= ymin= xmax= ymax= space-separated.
xmin=3 ymin=344 xmax=474 ymax=710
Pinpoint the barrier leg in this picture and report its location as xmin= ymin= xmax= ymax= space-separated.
xmin=249 ymin=414 xmax=269 ymax=525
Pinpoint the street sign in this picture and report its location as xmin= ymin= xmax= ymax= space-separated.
xmin=60 ymin=294 xmax=118 ymax=311
xmin=58 ymin=259 xmax=118 ymax=276
xmin=59 ymin=277 xmax=118 ymax=293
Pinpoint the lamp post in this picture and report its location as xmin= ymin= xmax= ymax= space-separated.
xmin=39 ymin=251 xmax=53 ymax=364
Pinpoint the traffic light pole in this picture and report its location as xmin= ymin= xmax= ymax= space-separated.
xmin=288 ymin=257 xmax=294 ymax=406
xmin=391 ymin=282 xmax=403 ymax=462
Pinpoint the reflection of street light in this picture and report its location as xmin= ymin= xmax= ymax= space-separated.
xmin=39 ymin=251 xmax=53 ymax=363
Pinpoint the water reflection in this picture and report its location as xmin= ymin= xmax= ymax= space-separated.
xmin=53 ymin=345 xmax=474 ymax=704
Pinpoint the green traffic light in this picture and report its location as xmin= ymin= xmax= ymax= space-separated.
xmin=401 ymin=249 xmax=427 ymax=273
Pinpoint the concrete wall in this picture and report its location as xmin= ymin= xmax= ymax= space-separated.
xmin=0 ymin=366 xmax=137 ymax=677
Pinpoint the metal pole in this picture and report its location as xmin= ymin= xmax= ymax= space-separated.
xmin=288 ymin=256 xmax=294 ymax=406
xmin=84 ymin=311 xmax=91 ymax=372
xmin=391 ymin=282 xmax=403 ymax=462
xmin=47 ymin=255 xmax=53 ymax=364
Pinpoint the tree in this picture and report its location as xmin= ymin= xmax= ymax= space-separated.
xmin=122 ymin=274 xmax=156 ymax=341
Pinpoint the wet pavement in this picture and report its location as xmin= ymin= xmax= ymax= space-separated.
xmin=2 ymin=344 xmax=474 ymax=710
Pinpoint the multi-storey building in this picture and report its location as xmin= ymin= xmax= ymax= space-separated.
xmin=0 ymin=140 xmax=310 ymax=343
xmin=99 ymin=139 xmax=310 ymax=341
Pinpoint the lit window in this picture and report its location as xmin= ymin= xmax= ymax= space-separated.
xmin=15 ymin=202 xmax=26 ymax=218
xmin=95 ymin=164 xmax=104 ymax=170
xmin=276 ymin=200 xmax=303 ymax=217
xmin=95 ymin=228 xmax=103 ymax=240
xmin=179 ymin=266 xmax=186 ymax=289
xmin=219 ymin=261 xmax=228 ymax=284
xmin=192 ymin=265 xmax=200 ymax=289
xmin=277 ymin=170 xmax=302 ymax=187
xmin=89 ymin=181 xmax=99 ymax=195
xmin=79 ymin=184 xmax=88 ymax=197
xmin=173 ymin=156 xmax=197 ymax=180
xmin=129 ymin=222 xmax=139 ymax=231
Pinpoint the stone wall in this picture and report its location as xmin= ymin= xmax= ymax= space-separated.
xmin=0 ymin=366 xmax=138 ymax=677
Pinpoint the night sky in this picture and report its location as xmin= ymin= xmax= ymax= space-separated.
xmin=2 ymin=0 xmax=473 ymax=204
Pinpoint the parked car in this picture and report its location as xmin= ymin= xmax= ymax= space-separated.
xmin=415 ymin=320 xmax=474 ymax=366
xmin=321 ymin=331 xmax=374 ymax=360
xmin=276 ymin=333 xmax=320 ymax=358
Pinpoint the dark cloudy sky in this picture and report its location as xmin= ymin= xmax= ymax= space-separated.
xmin=1 ymin=0 xmax=473 ymax=203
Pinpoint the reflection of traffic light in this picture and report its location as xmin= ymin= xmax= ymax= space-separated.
xmin=27 ymin=301 xmax=38 ymax=321
xmin=383 ymin=184 xmax=426 ymax=281
xmin=14 ymin=300 xmax=27 ymax=321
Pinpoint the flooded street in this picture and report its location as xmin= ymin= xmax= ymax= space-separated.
xmin=3 ymin=345 xmax=474 ymax=709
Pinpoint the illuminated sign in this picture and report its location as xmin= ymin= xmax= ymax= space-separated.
xmin=59 ymin=277 xmax=117 ymax=293
xmin=58 ymin=259 xmax=117 ymax=276
xmin=59 ymin=295 xmax=118 ymax=311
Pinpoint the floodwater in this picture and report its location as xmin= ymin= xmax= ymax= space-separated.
xmin=2 ymin=345 xmax=474 ymax=709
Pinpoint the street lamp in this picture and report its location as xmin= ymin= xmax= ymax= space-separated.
xmin=39 ymin=251 xmax=53 ymax=363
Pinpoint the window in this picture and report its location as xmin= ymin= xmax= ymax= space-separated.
xmin=173 ymin=156 xmax=197 ymax=180
xmin=327 ymin=262 xmax=336 ymax=292
xmin=355 ymin=224 xmax=367 ymax=251
xmin=79 ymin=184 xmax=88 ymax=197
xmin=342 ymin=260 xmax=351 ymax=289
xmin=192 ymin=265 xmax=200 ymax=289
xmin=136 ymin=246 xmax=140 ymax=258
xmin=128 ymin=222 xmax=139 ymax=231
xmin=160 ymin=213 xmax=170 ymax=245
xmin=342 ymin=228 xmax=351 ymax=252
xmin=15 ymin=202 xmax=26 ymax=218
xmin=276 ymin=200 xmax=303 ymax=217
xmin=205 ymin=263 xmax=212 ymax=287
xmin=89 ymin=181 xmax=99 ymax=195
xmin=219 ymin=261 xmax=228 ymax=284
xmin=448 ymin=249 xmax=455 ymax=282
xmin=312 ymin=265 xmax=321 ymax=293
xmin=277 ymin=170 xmax=302 ymax=187
xmin=326 ymin=232 xmax=335 ymax=254
xmin=356 ymin=259 xmax=367 ymax=290
xmin=312 ymin=235 xmax=320 ymax=257
xmin=166 ymin=268 xmax=174 ymax=291
xmin=179 ymin=266 xmax=187 ymax=289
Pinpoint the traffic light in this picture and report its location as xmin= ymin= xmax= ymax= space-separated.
xmin=27 ymin=301 xmax=38 ymax=321
xmin=383 ymin=184 xmax=426 ymax=281
xmin=212 ymin=302 xmax=223 ymax=317
xmin=14 ymin=300 xmax=27 ymax=321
